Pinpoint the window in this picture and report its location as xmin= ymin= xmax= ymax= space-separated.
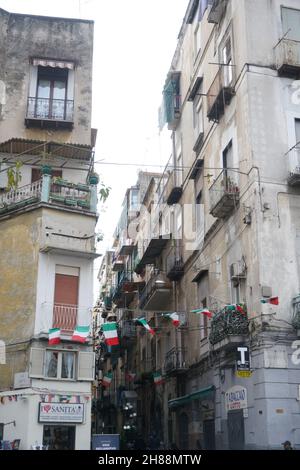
xmin=295 ymin=119 xmax=300 ymax=165
xmin=177 ymin=153 xmax=183 ymax=186
xmin=27 ymin=60 xmax=75 ymax=126
xmin=53 ymin=266 xmax=79 ymax=332
xmin=222 ymin=38 xmax=233 ymax=87
xmin=200 ymin=298 xmax=209 ymax=340
xmin=194 ymin=22 xmax=201 ymax=61
xmin=195 ymin=191 xmax=204 ymax=248
xmin=175 ymin=206 xmax=182 ymax=240
xmin=282 ymin=7 xmax=300 ymax=41
xmin=44 ymin=350 xmax=76 ymax=380
xmin=193 ymin=96 xmax=204 ymax=138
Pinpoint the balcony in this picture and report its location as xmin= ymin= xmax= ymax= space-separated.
xmin=119 ymin=238 xmax=134 ymax=256
xmin=112 ymin=254 xmax=125 ymax=272
xmin=164 ymin=347 xmax=187 ymax=376
xmin=207 ymin=0 xmax=228 ymax=24
xmin=0 ymin=177 xmax=96 ymax=217
xmin=137 ymin=236 xmax=170 ymax=269
xmin=287 ymin=149 xmax=300 ymax=186
xmin=209 ymin=169 xmax=239 ymax=218
xmin=139 ymin=272 xmax=172 ymax=311
xmin=160 ymin=72 xmax=181 ymax=131
xmin=166 ymin=247 xmax=184 ymax=281
xmin=160 ymin=156 xmax=183 ymax=205
xmin=274 ymin=39 xmax=300 ymax=78
xmin=112 ymin=271 xmax=144 ymax=308
xmin=207 ymin=68 xmax=235 ymax=122
xmin=25 ymin=97 xmax=74 ymax=129
xmin=209 ymin=305 xmax=249 ymax=350
xmin=37 ymin=302 xmax=91 ymax=336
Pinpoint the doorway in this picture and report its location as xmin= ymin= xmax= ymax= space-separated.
xmin=203 ymin=419 xmax=216 ymax=450
xmin=178 ymin=412 xmax=189 ymax=449
xmin=227 ymin=410 xmax=245 ymax=450
xmin=43 ymin=425 xmax=76 ymax=450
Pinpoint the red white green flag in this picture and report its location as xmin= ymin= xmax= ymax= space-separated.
xmin=49 ymin=328 xmax=61 ymax=345
xmin=125 ymin=372 xmax=136 ymax=382
xmin=261 ymin=297 xmax=279 ymax=305
xmin=102 ymin=322 xmax=119 ymax=346
xmin=164 ymin=312 xmax=180 ymax=327
xmin=191 ymin=308 xmax=213 ymax=318
xmin=72 ymin=326 xmax=90 ymax=343
xmin=226 ymin=304 xmax=246 ymax=314
xmin=153 ymin=371 xmax=164 ymax=385
xmin=136 ymin=317 xmax=155 ymax=335
xmin=102 ymin=372 xmax=113 ymax=387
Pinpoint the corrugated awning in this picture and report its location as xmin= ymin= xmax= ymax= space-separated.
xmin=168 ymin=385 xmax=215 ymax=410
xmin=32 ymin=58 xmax=74 ymax=69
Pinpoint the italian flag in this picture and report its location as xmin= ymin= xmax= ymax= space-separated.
xmin=226 ymin=304 xmax=246 ymax=314
xmin=102 ymin=322 xmax=119 ymax=346
xmin=72 ymin=325 xmax=90 ymax=343
xmin=153 ymin=371 xmax=164 ymax=385
xmin=137 ymin=317 xmax=155 ymax=335
xmin=261 ymin=297 xmax=279 ymax=305
xmin=164 ymin=312 xmax=180 ymax=327
xmin=102 ymin=372 xmax=113 ymax=387
xmin=49 ymin=328 xmax=61 ymax=345
xmin=191 ymin=308 xmax=213 ymax=318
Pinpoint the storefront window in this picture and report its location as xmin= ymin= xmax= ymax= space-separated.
xmin=43 ymin=425 xmax=76 ymax=450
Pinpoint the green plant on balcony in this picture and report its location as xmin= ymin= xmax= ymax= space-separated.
xmin=209 ymin=304 xmax=249 ymax=345
xmin=6 ymin=161 xmax=22 ymax=190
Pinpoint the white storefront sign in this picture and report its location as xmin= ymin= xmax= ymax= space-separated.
xmin=225 ymin=385 xmax=247 ymax=412
xmin=39 ymin=402 xmax=84 ymax=423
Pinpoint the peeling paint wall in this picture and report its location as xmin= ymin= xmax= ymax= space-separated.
xmin=0 ymin=10 xmax=93 ymax=145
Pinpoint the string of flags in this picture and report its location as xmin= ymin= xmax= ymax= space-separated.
xmin=162 ymin=312 xmax=181 ymax=327
xmin=0 ymin=393 xmax=90 ymax=404
xmin=102 ymin=322 xmax=119 ymax=346
xmin=134 ymin=317 xmax=155 ymax=335
xmin=153 ymin=371 xmax=164 ymax=386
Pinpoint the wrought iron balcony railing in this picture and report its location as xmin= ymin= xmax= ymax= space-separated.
xmin=207 ymin=67 xmax=235 ymax=122
xmin=209 ymin=305 xmax=249 ymax=345
xmin=209 ymin=169 xmax=239 ymax=218
xmin=163 ymin=347 xmax=187 ymax=375
xmin=26 ymin=97 xmax=74 ymax=122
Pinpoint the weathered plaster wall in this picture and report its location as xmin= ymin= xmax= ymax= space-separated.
xmin=0 ymin=10 xmax=93 ymax=145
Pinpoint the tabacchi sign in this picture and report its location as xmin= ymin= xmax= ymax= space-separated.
xmin=39 ymin=403 xmax=84 ymax=423
xmin=225 ymin=385 xmax=248 ymax=412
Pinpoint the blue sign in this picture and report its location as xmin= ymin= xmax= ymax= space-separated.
xmin=92 ymin=434 xmax=120 ymax=450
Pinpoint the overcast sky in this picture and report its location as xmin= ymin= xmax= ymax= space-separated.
xmin=1 ymin=0 xmax=188 ymax=297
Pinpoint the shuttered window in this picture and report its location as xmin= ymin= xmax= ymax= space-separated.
xmin=29 ymin=348 xmax=44 ymax=378
xmin=77 ymin=351 xmax=95 ymax=381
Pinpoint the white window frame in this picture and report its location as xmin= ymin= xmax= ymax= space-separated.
xmin=44 ymin=349 xmax=77 ymax=381
xmin=193 ymin=21 xmax=202 ymax=63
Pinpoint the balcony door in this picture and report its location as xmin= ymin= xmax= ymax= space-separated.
xmin=53 ymin=267 xmax=79 ymax=332
xmin=36 ymin=67 xmax=67 ymax=120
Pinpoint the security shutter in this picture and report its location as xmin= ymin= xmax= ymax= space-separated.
xmin=29 ymin=348 xmax=44 ymax=378
xmin=77 ymin=351 xmax=95 ymax=381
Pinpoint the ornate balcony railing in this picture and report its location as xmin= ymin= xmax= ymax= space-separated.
xmin=26 ymin=97 xmax=74 ymax=122
xmin=38 ymin=302 xmax=91 ymax=335
xmin=209 ymin=169 xmax=239 ymax=218
xmin=166 ymin=246 xmax=184 ymax=281
xmin=52 ymin=303 xmax=78 ymax=332
xmin=0 ymin=176 xmax=97 ymax=216
xmin=209 ymin=305 xmax=249 ymax=345
xmin=0 ymin=180 xmax=42 ymax=208
xmin=164 ymin=347 xmax=187 ymax=375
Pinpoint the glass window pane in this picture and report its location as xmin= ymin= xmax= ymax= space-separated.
xmin=37 ymin=79 xmax=51 ymax=99
xmin=53 ymin=81 xmax=66 ymax=100
xmin=61 ymin=352 xmax=75 ymax=379
xmin=45 ymin=351 xmax=58 ymax=378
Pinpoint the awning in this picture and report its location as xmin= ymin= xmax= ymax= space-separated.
xmin=32 ymin=58 xmax=74 ymax=70
xmin=168 ymin=385 xmax=215 ymax=410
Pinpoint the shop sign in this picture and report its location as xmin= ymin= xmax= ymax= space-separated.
xmin=225 ymin=385 xmax=247 ymax=412
xmin=38 ymin=402 xmax=84 ymax=423
xmin=92 ymin=434 xmax=120 ymax=450
xmin=235 ymin=370 xmax=252 ymax=378
xmin=236 ymin=346 xmax=250 ymax=371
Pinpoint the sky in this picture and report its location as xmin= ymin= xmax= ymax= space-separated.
xmin=1 ymin=0 xmax=188 ymax=298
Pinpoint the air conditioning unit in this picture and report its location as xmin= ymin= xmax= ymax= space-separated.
xmin=230 ymin=261 xmax=246 ymax=280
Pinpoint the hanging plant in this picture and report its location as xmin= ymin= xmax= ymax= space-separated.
xmin=7 ymin=161 xmax=23 ymax=190
xmin=99 ymin=182 xmax=111 ymax=203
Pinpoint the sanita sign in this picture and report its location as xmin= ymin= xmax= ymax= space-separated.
xmin=225 ymin=386 xmax=247 ymax=412
xmin=39 ymin=402 xmax=84 ymax=423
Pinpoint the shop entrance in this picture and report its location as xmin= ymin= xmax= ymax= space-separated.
xmin=227 ymin=410 xmax=245 ymax=450
xmin=43 ymin=425 xmax=76 ymax=450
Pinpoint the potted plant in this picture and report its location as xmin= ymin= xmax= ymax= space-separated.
xmin=88 ymin=171 xmax=100 ymax=185
xmin=41 ymin=164 xmax=52 ymax=176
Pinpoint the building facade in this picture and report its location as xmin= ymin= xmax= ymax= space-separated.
xmin=0 ymin=8 xmax=97 ymax=450
xmin=96 ymin=0 xmax=300 ymax=450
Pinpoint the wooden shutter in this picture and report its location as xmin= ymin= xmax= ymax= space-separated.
xmin=29 ymin=348 xmax=44 ymax=378
xmin=54 ymin=273 xmax=79 ymax=306
xmin=77 ymin=351 xmax=95 ymax=381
